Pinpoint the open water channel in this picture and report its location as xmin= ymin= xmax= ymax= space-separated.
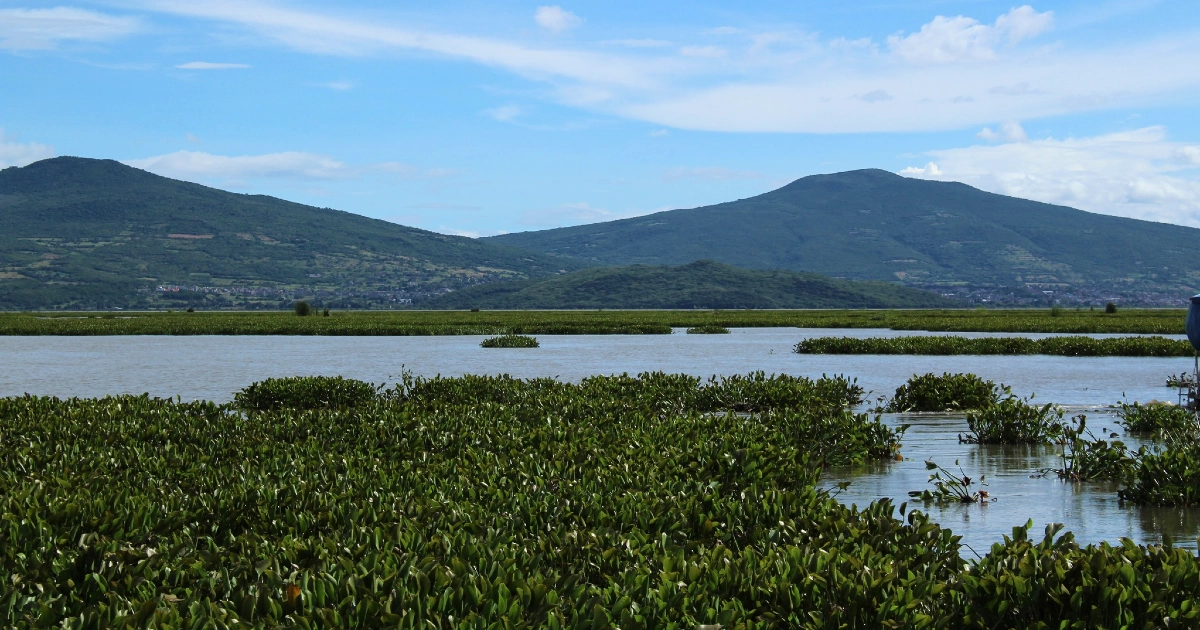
xmin=3 ymin=327 xmax=1197 ymax=551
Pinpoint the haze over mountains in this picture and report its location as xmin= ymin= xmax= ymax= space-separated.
xmin=425 ymin=260 xmax=955 ymax=310
xmin=1 ymin=157 xmax=1197 ymax=309
xmin=488 ymin=170 xmax=1200 ymax=305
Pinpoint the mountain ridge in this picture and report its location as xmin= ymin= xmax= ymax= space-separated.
xmin=486 ymin=169 xmax=1200 ymax=304
xmin=0 ymin=157 xmax=584 ymax=309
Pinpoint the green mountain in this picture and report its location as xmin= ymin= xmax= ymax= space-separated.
xmin=486 ymin=170 xmax=1200 ymax=304
xmin=0 ymin=157 xmax=582 ymax=309
xmin=424 ymin=260 xmax=957 ymax=309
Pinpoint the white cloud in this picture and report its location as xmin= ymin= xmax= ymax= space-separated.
xmin=133 ymin=1 xmax=1200 ymax=134
xmin=706 ymin=27 xmax=743 ymax=35
xmin=0 ymin=129 xmax=55 ymax=167
xmin=124 ymin=150 xmax=455 ymax=185
xmin=126 ymin=150 xmax=352 ymax=181
xmin=322 ymin=80 xmax=354 ymax=90
xmin=649 ymin=129 xmax=669 ymax=137
xmin=602 ymin=38 xmax=670 ymax=48
xmin=899 ymin=126 xmax=1200 ymax=227
xmin=484 ymin=104 xmax=522 ymax=122
xmin=860 ymin=89 xmax=892 ymax=103
xmin=534 ymin=6 xmax=582 ymax=33
xmin=977 ymin=120 xmax=1028 ymax=142
xmin=0 ymin=7 xmax=139 ymax=50
xmin=175 ymin=61 xmax=250 ymax=69
xmin=680 ymin=45 xmax=726 ymax=59
xmin=519 ymin=202 xmax=653 ymax=228
xmin=888 ymin=5 xmax=1053 ymax=64
xmin=662 ymin=166 xmax=762 ymax=182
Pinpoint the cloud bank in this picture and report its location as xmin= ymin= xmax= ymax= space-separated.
xmin=0 ymin=130 xmax=54 ymax=168
xmin=900 ymin=126 xmax=1200 ymax=227
xmin=0 ymin=7 xmax=139 ymax=50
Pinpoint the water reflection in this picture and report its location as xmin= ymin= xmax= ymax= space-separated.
xmin=822 ymin=411 xmax=1200 ymax=551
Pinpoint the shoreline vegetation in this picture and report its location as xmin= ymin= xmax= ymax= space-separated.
xmin=3 ymin=372 xmax=1199 ymax=626
xmin=0 ymin=307 xmax=1187 ymax=335
xmin=795 ymin=335 xmax=1194 ymax=357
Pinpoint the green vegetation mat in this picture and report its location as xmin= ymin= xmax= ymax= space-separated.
xmin=0 ymin=308 xmax=1186 ymax=335
xmin=3 ymin=373 xmax=1199 ymax=627
xmin=796 ymin=335 xmax=1194 ymax=356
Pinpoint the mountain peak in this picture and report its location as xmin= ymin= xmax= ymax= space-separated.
xmin=1 ymin=156 xmax=151 ymax=193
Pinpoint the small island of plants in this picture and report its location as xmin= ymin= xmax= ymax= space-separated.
xmin=480 ymin=334 xmax=540 ymax=348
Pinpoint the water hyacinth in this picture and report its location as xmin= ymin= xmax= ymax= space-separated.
xmin=1 ymin=373 xmax=1198 ymax=627
xmin=960 ymin=397 xmax=1067 ymax=444
xmin=480 ymin=334 xmax=540 ymax=348
xmin=795 ymin=335 xmax=1194 ymax=357
xmin=885 ymin=372 xmax=1001 ymax=412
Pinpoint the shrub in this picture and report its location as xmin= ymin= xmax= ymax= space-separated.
xmin=294 ymin=300 xmax=312 ymax=316
xmin=1118 ymin=401 xmax=1196 ymax=435
xmin=1106 ymin=302 xmax=1118 ymax=313
xmin=961 ymin=397 xmax=1066 ymax=444
xmin=234 ymin=375 xmax=379 ymax=411
xmin=686 ymin=324 xmax=730 ymax=334
xmin=1119 ymin=444 xmax=1200 ymax=506
xmin=1050 ymin=305 xmax=1063 ymax=317
xmin=885 ymin=372 xmax=1000 ymax=412
xmin=480 ymin=334 xmax=539 ymax=348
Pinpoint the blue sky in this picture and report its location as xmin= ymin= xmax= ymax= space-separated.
xmin=2 ymin=0 xmax=1199 ymax=236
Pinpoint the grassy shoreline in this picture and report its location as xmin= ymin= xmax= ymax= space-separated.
xmin=0 ymin=307 xmax=1187 ymax=335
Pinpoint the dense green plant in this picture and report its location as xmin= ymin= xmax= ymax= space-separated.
xmin=1 ymin=382 xmax=1198 ymax=627
xmin=480 ymin=334 xmax=540 ymax=348
xmin=686 ymin=324 xmax=730 ymax=334
xmin=1119 ymin=444 xmax=1200 ymax=506
xmin=234 ymin=375 xmax=380 ymax=411
xmin=885 ymin=372 xmax=1000 ymax=412
xmin=1051 ymin=416 xmax=1135 ymax=481
xmin=294 ymin=300 xmax=311 ymax=316
xmin=1106 ymin=302 xmax=1118 ymax=313
xmin=908 ymin=459 xmax=990 ymax=504
xmin=1118 ymin=401 xmax=1197 ymax=435
xmin=795 ymin=335 xmax=1193 ymax=357
xmin=0 ymin=308 xmax=1186 ymax=335
xmin=960 ymin=397 xmax=1066 ymax=444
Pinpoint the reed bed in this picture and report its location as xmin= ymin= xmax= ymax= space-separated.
xmin=795 ymin=335 xmax=1194 ymax=357
xmin=0 ymin=307 xmax=1186 ymax=335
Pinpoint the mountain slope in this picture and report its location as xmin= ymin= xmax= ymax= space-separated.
xmin=0 ymin=157 xmax=583 ymax=309
xmin=424 ymin=260 xmax=958 ymax=309
xmin=486 ymin=170 xmax=1200 ymax=301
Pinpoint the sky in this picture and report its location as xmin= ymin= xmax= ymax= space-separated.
xmin=1 ymin=0 xmax=1199 ymax=236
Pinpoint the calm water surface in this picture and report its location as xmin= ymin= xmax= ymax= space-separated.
xmin=3 ymin=327 xmax=1196 ymax=550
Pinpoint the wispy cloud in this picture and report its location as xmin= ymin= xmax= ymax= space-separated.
xmin=124 ymin=150 xmax=454 ymax=184
xmin=321 ymin=80 xmax=353 ymax=90
xmin=0 ymin=7 xmax=139 ymax=50
xmin=602 ymin=38 xmax=670 ymax=48
xmin=175 ymin=61 xmax=250 ymax=69
xmin=130 ymin=1 xmax=1200 ymax=133
xmin=519 ymin=201 xmax=655 ymax=229
xmin=484 ymin=104 xmax=522 ymax=122
xmin=0 ymin=129 xmax=55 ymax=168
xmin=534 ymin=6 xmax=582 ymax=33
xmin=899 ymin=126 xmax=1200 ymax=227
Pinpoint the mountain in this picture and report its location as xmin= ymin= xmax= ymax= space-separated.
xmin=0 ymin=157 xmax=583 ymax=310
xmin=424 ymin=260 xmax=957 ymax=310
xmin=486 ymin=170 xmax=1200 ymax=304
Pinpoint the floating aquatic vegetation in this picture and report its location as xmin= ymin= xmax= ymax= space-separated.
xmin=480 ymin=334 xmax=540 ymax=348
xmin=1051 ymin=415 xmax=1136 ymax=481
xmin=1118 ymin=400 xmax=1197 ymax=436
xmin=909 ymin=459 xmax=991 ymax=504
xmin=686 ymin=324 xmax=730 ymax=334
xmin=960 ymin=397 xmax=1067 ymax=444
xmin=234 ymin=375 xmax=381 ymax=411
xmin=885 ymin=372 xmax=1001 ymax=412
xmin=794 ymin=335 xmax=1194 ymax=357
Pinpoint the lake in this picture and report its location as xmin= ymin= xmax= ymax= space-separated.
xmin=3 ymin=327 xmax=1196 ymax=550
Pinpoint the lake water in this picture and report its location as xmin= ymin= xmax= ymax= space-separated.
xmin=3 ymin=327 xmax=1197 ymax=550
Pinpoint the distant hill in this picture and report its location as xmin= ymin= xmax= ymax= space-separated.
xmin=486 ymin=170 xmax=1200 ymax=304
xmin=424 ymin=260 xmax=957 ymax=310
xmin=0 ymin=157 xmax=583 ymax=309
